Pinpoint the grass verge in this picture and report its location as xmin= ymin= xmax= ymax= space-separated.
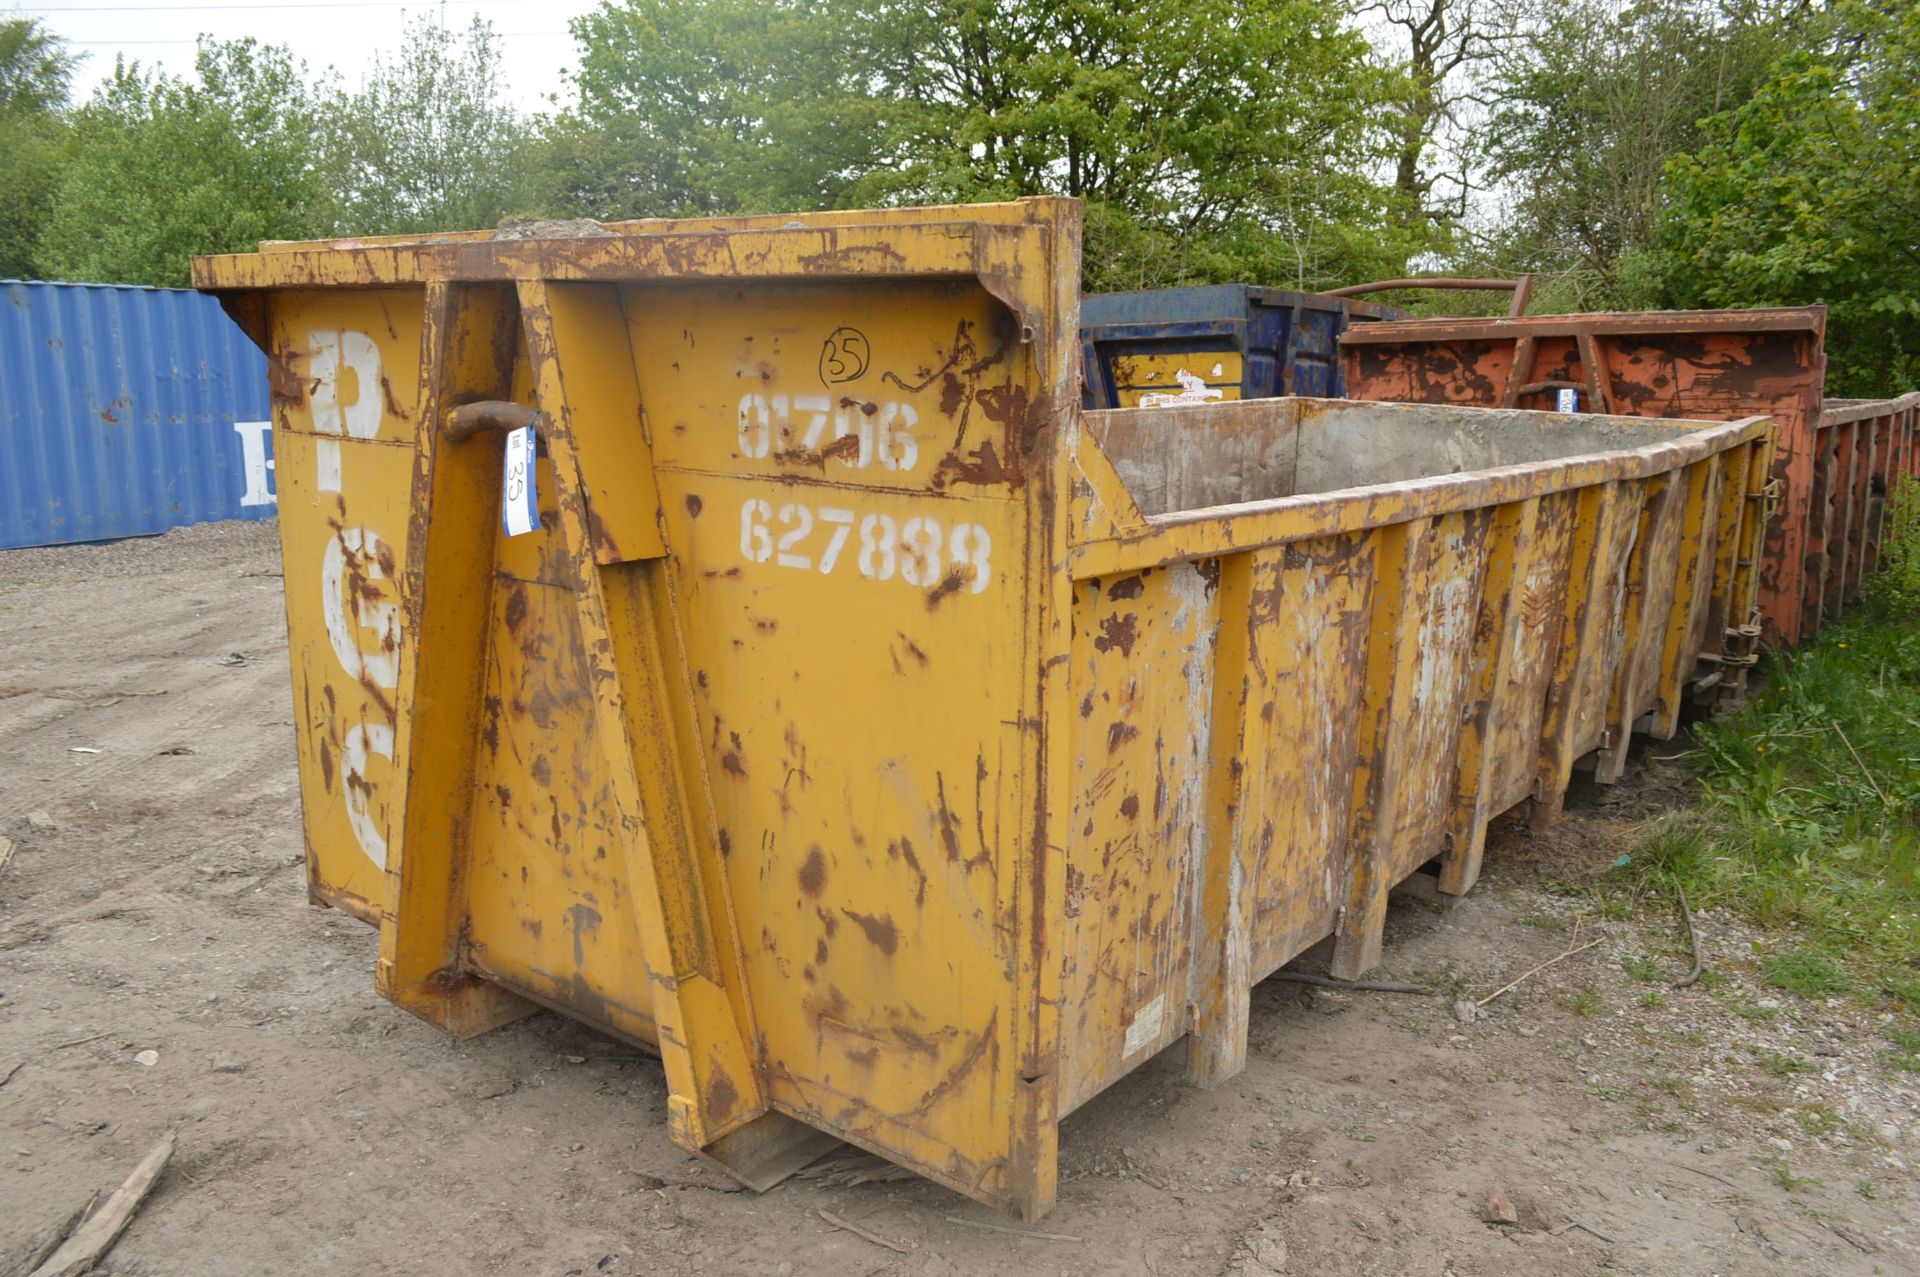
xmin=1611 ymin=478 xmax=1920 ymax=1025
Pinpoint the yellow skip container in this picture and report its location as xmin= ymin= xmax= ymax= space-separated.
xmin=194 ymin=199 xmax=1770 ymax=1218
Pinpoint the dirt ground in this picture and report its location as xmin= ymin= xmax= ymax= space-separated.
xmin=2 ymin=520 xmax=1915 ymax=1276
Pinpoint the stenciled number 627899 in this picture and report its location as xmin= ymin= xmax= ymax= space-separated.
xmin=740 ymin=499 xmax=992 ymax=594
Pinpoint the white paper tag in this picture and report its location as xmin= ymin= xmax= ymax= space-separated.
xmin=1555 ymin=388 xmax=1579 ymax=414
xmin=1123 ymin=992 xmax=1166 ymax=1057
xmin=502 ymin=424 xmax=540 ymax=537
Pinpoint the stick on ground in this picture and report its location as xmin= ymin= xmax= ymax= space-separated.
xmin=1833 ymin=719 xmax=1893 ymax=809
xmin=1271 ymin=972 xmax=1434 ymax=995
xmin=817 ymin=1208 xmax=912 ymax=1254
xmin=31 ymin=1127 xmax=176 ymax=1277
xmin=18 ymin=1194 xmax=96 ymax=1276
xmin=1661 ymin=1159 xmax=1743 ymax=1191
xmin=944 ymin=1215 xmax=1085 ymax=1242
xmin=1672 ymin=883 xmax=1704 ymax=988
xmin=1476 ymin=937 xmax=1603 ymax=1007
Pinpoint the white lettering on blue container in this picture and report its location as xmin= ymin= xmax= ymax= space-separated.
xmin=234 ymin=420 xmax=276 ymax=506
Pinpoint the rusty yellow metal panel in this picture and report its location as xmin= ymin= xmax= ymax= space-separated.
xmin=1109 ymin=350 xmax=1243 ymax=407
xmin=267 ymin=289 xmax=425 ymax=922
xmin=194 ymin=204 xmax=1775 ymax=1221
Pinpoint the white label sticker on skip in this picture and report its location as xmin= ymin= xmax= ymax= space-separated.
xmin=1123 ymin=992 xmax=1166 ymax=1057
xmin=502 ymin=424 xmax=539 ymax=537
xmin=1555 ymin=388 xmax=1579 ymax=414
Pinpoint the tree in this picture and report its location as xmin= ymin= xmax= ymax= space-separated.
xmin=543 ymin=0 xmax=884 ymax=219
xmin=0 ymin=15 xmax=77 ymax=115
xmin=549 ymin=0 xmax=1412 ymax=290
xmin=1479 ymin=0 xmax=1803 ymax=310
xmin=0 ymin=18 xmax=80 ymax=277
xmin=35 ymin=39 xmax=330 ymax=286
xmin=1660 ymin=0 xmax=1920 ymax=393
xmin=854 ymin=0 xmax=1414 ymax=289
xmin=1355 ymin=0 xmax=1507 ymax=241
xmin=322 ymin=9 xmax=535 ymax=235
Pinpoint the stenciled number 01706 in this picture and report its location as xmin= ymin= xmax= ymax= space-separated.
xmin=740 ymin=499 xmax=992 ymax=594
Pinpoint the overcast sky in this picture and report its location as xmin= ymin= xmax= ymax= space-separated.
xmin=25 ymin=0 xmax=601 ymax=112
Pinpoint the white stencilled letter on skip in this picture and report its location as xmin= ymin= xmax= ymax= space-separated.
xmin=342 ymin=722 xmax=395 ymax=868
xmin=321 ymin=526 xmax=401 ymax=690
xmin=308 ymin=330 xmax=383 ymax=492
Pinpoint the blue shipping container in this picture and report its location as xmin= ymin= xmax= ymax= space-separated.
xmin=1080 ymin=284 xmax=1403 ymax=409
xmin=0 ymin=280 xmax=275 ymax=551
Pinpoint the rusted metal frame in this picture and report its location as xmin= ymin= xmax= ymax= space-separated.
xmin=210 ymin=289 xmax=269 ymax=351
xmin=243 ymin=198 xmax=1065 ymax=258
xmin=1575 ymin=332 xmax=1619 ymax=415
xmin=445 ymin=400 xmax=537 ymax=440
xmin=1068 ymin=433 xmax=1150 ymax=543
xmin=1596 ymin=475 xmax=1681 ymax=783
xmin=1067 ymin=416 xmax=1770 ymax=579
xmin=1318 ymin=277 xmax=1527 ymax=299
xmin=1698 ymin=445 xmax=1755 ymax=706
xmin=195 ymin=220 xmax=1009 ymax=294
xmin=1846 ymin=420 xmax=1877 ymax=604
xmin=1515 ymin=379 xmax=1592 ymax=400
xmin=1332 ymin=511 xmax=1491 ymax=979
xmin=1758 ymin=388 xmax=1818 ymax=649
xmin=376 ymin=280 xmax=539 ymax=1038
xmin=1805 ymin=421 xmax=1840 ymax=633
xmin=1725 ymin=434 xmax=1777 ymax=700
xmin=1651 ymin=458 xmax=1725 ymax=737
xmin=1339 ymin=308 xmax=1826 ymax=347
xmin=1834 ymin=420 xmax=1860 ymax=605
xmin=1861 ymin=411 xmax=1893 ymax=581
xmin=1185 ymin=548 xmax=1270 ymax=1086
xmin=1010 ymin=203 xmax=1080 ymax=1224
xmin=1699 ymin=450 xmax=1745 ymax=667
xmin=1820 ymin=392 xmax=1920 ymax=427
xmin=1439 ymin=498 xmax=1532 ymax=895
xmin=1498 ymin=336 xmax=1539 ymax=409
xmin=515 ymin=277 xmax=771 ymax=1164
xmin=1825 ymin=421 xmax=1857 ymax=617
xmin=1508 ymin=275 xmax=1535 ymax=318
xmin=1905 ymin=403 xmax=1919 ymax=489
xmin=1331 ymin=517 xmax=1430 ymax=981
xmin=1532 ymin=481 xmax=1637 ymax=829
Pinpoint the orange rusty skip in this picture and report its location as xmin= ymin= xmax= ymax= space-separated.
xmin=1339 ymin=310 xmax=1920 ymax=650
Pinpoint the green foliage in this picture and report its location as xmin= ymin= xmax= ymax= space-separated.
xmin=546 ymin=0 xmax=887 ymax=219
xmin=1555 ymin=986 xmax=1603 ymax=1018
xmin=549 ymin=0 xmax=1418 ymax=290
xmin=0 ymin=18 xmax=77 ymax=279
xmin=1885 ymin=1025 xmax=1920 ymax=1073
xmin=1621 ymin=954 xmax=1666 ymax=983
xmin=321 ymin=12 xmax=535 ymax=235
xmin=37 ymin=40 xmax=331 ymax=286
xmin=1477 ymin=0 xmax=1802 ymax=311
xmin=1768 ymin=1162 xmax=1819 ymax=1193
xmin=0 ymin=16 xmax=78 ymax=116
xmin=1658 ymin=0 xmax=1920 ymax=394
xmin=0 ymin=108 xmax=69 ymax=279
xmin=1763 ymin=949 xmax=1851 ymax=997
xmin=1755 ymin=1047 xmax=1817 ymax=1078
xmin=1874 ymin=477 xmax=1920 ymax=614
